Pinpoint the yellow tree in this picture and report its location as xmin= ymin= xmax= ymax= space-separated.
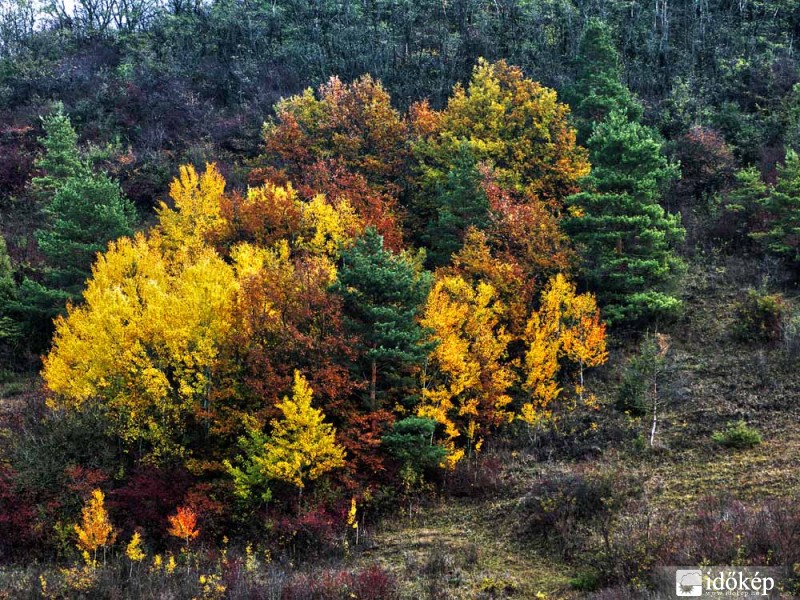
xmin=227 ymin=371 xmax=346 ymax=508
xmin=264 ymin=371 xmax=346 ymax=496
xmin=561 ymin=292 xmax=608 ymax=403
xmin=41 ymin=163 xmax=252 ymax=463
xmin=296 ymin=194 xmax=362 ymax=260
xmin=157 ymin=163 xmax=228 ymax=255
xmin=42 ymin=231 xmax=237 ymax=462
xmin=418 ymin=274 xmax=516 ymax=466
xmin=413 ymin=59 xmax=589 ymax=205
xmin=520 ymin=274 xmax=607 ymax=426
xmin=75 ymin=489 xmax=116 ymax=567
xmin=520 ymin=308 xmax=562 ymax=428
xmin=125 ymin=531 xmax=146 ymax=579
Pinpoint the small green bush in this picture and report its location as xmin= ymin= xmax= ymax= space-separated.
xmin=732 ymin=289 xmax=784 ymax=343
xmin=570 ymin=570 xmax=601 ymax=591
xmin=711 ymin=420 xmax=763 ymax=449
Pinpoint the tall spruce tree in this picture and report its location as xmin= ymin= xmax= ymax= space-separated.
xmin=565 ymin=111 xmax=685 ymax=325
xmin=334 ymin=227 xmax=434 ymax=409
xmin=36 ymin=173 xmax=137 ymax=291
xmin=567 ymin=19 xmax=643 ymax=143
xmin=6 ymin=106 xmax=138 ymax=352
xmin=30 ymin=103 xmax=86 ymax=200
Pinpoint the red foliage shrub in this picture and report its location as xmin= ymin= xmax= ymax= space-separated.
xmin=64 ymin=465 xmax=109 ymax=500
xmin=672 ymin=126 xmax=736 ymax=209
xmin=274 ymin=505 xmax=341 ymax=558
xmin=107 ymin=466 xmax=192 ymax=544
xmin=0 ymin=465 xmax=40 ymax=560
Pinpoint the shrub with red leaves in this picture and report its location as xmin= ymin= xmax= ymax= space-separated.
xmin=0 ymin=465 xmax=40 ymax=560
xmin=107 ymin=466 xmax=192 ymax=544
xmin=274 ymin=506 xmax=342 ymax=558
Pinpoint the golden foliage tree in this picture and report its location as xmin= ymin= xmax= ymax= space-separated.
xmin=226 ymin=372 xmax=346 ymax=507
xmin=413 ymin=59 xmax=589 ymax=205
xmin=157 ymin=163 xmax=228 ymax=254
xmin=74 ymin=489 xmax=116 ymax=566
xmin=418 ymin=274 xmax=516 ymax=466
xmin=520 ymin=274 xmax=607 ymax=426
xmin=43 ymin=232 xmax=237 ymax=461
xmin=263 ymin=371 xmax=346 ymax=495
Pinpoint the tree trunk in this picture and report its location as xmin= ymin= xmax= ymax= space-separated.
xmin=370 ymin=358 xmax=377 ymax=410
xmin=297 ymin=486 xmax=303 ymax=516
xmin=649 ymin=377 xmax=658 ymax=447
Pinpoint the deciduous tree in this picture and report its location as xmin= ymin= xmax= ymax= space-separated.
xmin=74 ymin=489 xmax=116 ymax=566
xmin=418 ymin=274 xmax=515 ymax=464
xmin=225 ymin=372 xmax=346 ymax=507
xmin=520 ymin=275 xmax=607 ymax=426
xmin=414 ymin=59 xmax=589 ymax=207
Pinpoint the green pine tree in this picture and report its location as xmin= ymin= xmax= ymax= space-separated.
xmin=565 ymin=111 xmax=685 ymax=325
xmin=36 ymin=173 xmax=137 ymax=291
xmin=381 ymin=417 xmax=446 ymax=474
xmin=422 ymin=144 xmax=490 ymax=267
xmin=717 ymin=166 xmax=769 ymax=247
xmin=31 ymin=103 xmax=87 ymax=200
xmin=566 ymin=19 xmax=643 ymax=143
xmin=334 ymin=227 xmax=435 ymax=409
xmin=0 ymin=236 xmax=21 ymax=349
xmin=752 ymin=149 xmax=800 ymax=264
xmin=7 ymin=106 xmax=138 ymax=352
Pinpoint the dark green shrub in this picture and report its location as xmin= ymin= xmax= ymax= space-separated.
xmin=616 ymin=368 xmax=647 ymax=416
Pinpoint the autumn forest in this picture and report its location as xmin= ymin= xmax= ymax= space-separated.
xmin=1 ymin=1 xmax=800 ymax=598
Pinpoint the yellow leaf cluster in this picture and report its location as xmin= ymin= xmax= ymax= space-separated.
xmin=125 ymin=532 xmax=145 ymax=562
xmin=43 ymin=232 xmax=237 ymax=460
xmin=422 ymin=59 xmax=589 ymax=202
xmin=297 ymin=194 xmax=362 ymax=259
xmin=347 ymin=497 xmax=358 ymax=529
xmin=74 ymin=489 xmax=115 ymax=558
xmin=520 ymin=274 xmax=607 ymax=426
xmin=157 ymin=163 xmax=227 ymax=255
xmin=418 ymin=274 xmax=516 ymax=465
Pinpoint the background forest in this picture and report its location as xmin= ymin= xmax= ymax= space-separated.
xmin=1 ymin=1 xmax=800 ymax=598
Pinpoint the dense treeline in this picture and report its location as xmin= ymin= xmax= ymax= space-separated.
xmin=2 ymin=62 xmax=622 ymax=564
xmin=1 ymin=1 xmax=799 ymax=203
